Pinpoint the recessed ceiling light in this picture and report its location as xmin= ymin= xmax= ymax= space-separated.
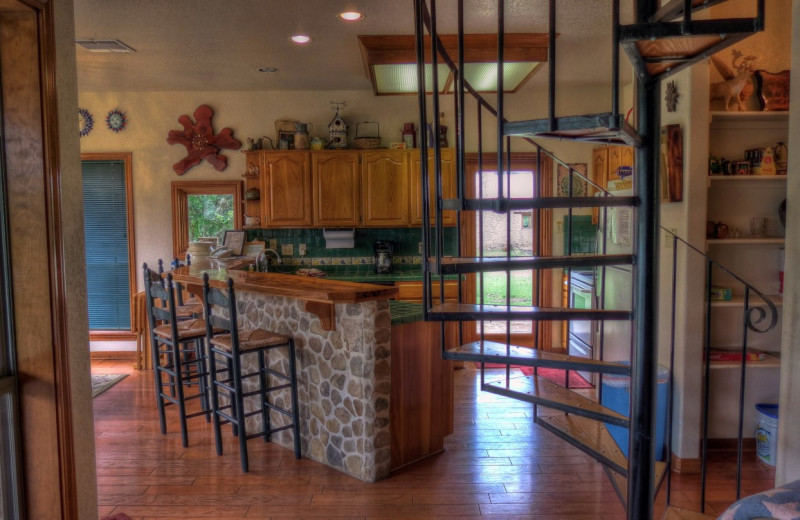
xmin=338 ymin=11 xmax=364 ymax=21
xmin=258 ymin=66 xmax=279 ymax=73
xmin=290 ymin=35 xmax=312 ymax=44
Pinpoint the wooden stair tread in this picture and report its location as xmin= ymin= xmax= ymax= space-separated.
xmin=483 ymin=374 xmax=628 ymax=427
xmin=428 ymin=254 xmax=635 ymax=275
xmin=651 ymin=0 xmax=727 ymax=22
xmin=503 ymin=113 xmax=641 ymax=146
xmin=428 ymin=303 xmax=632 ymax=321
xmin=443 ymin=195 xmax=639 ymax=212
xmin=608 ymin=460 xmax=669 ymax=503
xmin=446 ymin=340 xmax=630 ymax=375
xmin=662 ymin=506 xmax=716 ymax=520
xmin=619 ymin=15 xmax=764 ymax=82
xmin=535 ymin=412 xmax=628 ymax=475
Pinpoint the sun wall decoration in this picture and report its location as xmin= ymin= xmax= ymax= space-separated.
xmin=166 ymin=104 xmax=241 ymax=175
xmin=106 ymin=108 xmax=128 ymax=132
xmin=79 ymin=108 xmax=94 ymax=138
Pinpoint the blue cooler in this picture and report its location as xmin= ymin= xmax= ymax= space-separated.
xmin=601 ymin=363 xmax=669 ymax=460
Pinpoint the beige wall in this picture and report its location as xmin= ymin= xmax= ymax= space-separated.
xmin=777 ymin=0 xmax=800 ymax=487
xmin=53 ymin=0 xmax=99 ymax=516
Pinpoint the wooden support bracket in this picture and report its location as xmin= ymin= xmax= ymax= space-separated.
xmin=304 ymin=301 xmax=335 ymax=331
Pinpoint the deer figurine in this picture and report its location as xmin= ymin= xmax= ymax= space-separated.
xmin=709 ymin=49 xmax=758 ymax=111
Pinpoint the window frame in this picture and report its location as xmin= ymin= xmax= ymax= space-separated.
xmin=460 ymin=152 xmax=554 ymax=350
xmin=171 ymin=181 xmax=243 ymax=259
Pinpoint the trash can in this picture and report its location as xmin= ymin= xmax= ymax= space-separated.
xmin=601 ymin=363 xmax=670 ymax=460
xmin=755 ymin=403 xmax=779 ymax=466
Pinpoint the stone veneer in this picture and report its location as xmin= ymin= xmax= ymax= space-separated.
xmin=232 ymin=291 xmax=392 ymax=482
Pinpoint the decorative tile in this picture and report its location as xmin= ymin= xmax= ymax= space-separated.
xmin=296 ymin=257 xmax=312 ymax=266
xmin=352 ymin=256 xmax=373 ymax=265
xmin=412 ymin=256 xmax=422 ymax=264
xmin=312 ymin=257 xmax=332 ymax=266
xmin=331 ymin=257 xmax=350 ymax=266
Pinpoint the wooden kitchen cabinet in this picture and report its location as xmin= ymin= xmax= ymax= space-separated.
xmin=261 ymin=151 xmax=312 ymax=227
xmin=395 ymin=280 xmax=460 ymax=303
xmin=591 ymin=145 xmax=633 ymax=192
xmin=242 ymin=151 xmax=262 ymax=228
xmin=361 ymin=149 xmax=409 ymax=227
xmin=409 ymin=148 xmax=457 ymax=226
xmin=312 ymin=151 xmax=361 ymax=227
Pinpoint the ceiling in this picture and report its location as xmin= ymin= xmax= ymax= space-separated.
xmin=73 ymin=0 xmax=633 ymax=93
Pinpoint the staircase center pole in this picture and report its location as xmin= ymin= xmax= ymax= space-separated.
xmin=627 ymin=1 xmax=660 ymax=519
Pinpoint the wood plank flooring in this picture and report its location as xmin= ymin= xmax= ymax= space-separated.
xmin=93 ymin=360 xmax=775 ymax=519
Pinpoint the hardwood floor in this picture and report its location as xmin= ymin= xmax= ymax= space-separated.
xmin=92 ymin=360 xmax=775 ymax=519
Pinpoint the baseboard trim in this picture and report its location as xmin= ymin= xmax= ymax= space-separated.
xmin=90 ymin=330 xmax=137 ymax=341
xmin=671 ymin=438 xmax=758 ymax=475
xmin=671 ymin=454 xmax=701 ymax=474
xmin=90 ymin=351 xmax=137 ymax=361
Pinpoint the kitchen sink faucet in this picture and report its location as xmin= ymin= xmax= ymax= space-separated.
xmin=255 ymin=248 xmax=282 ymax=272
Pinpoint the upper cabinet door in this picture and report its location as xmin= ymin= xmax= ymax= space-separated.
xmin=409 ymin=148 xmax=456 ymax=226
xmin=361 ymin=150 xmax=409 ymax=227
xmin=312 ymin=151 xmax=361 ymax=227
xmin=261 ymin=151 xmax=312 ymax=227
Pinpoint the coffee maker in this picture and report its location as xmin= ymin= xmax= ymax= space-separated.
xmin=373 ymin=241 xmax=393 ymax=274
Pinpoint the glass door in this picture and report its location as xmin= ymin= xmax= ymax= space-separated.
xmin=461 ymin=153 xmax=553 ymax=349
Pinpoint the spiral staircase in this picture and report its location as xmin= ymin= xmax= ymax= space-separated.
xmin=413 ymin=1 xmax=766 ymax=519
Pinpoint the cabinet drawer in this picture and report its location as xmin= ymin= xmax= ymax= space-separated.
xmin=395 ymin=281 xmax=459 ymax=303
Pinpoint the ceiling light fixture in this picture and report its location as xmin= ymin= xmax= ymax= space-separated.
xmin=258 ymin=67 xmax=279 ymax=73
xmin=358 ymin=34 xmax=548 ymax=95
xmin=338 ymin=11 xmax=364 ymax=21
xmin=290 ymin=35 xmax=312 ymax=44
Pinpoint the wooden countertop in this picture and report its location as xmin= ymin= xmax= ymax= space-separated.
xmin=169 ymin=261 xmax=397 ymax=331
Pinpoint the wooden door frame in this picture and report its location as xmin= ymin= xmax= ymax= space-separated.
xmin=2 ymin=0 xmax=83 ymax=517
xmin=460 ymin=152 xmax=554 ymax=350
xmin=81 ymin=153 xmax=137 ymax=340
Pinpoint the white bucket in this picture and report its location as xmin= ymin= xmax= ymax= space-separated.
xmin=754 ymin=403 xmax=779 ymax=466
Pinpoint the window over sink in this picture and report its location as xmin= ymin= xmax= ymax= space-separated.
xmin=171 ymin=181 xmax=242 ymax=258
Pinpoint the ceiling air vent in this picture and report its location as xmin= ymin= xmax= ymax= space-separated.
xmin=76 ymin=40 xmax=136 ymax=53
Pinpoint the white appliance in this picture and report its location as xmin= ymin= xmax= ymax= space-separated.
xmin=595 ymin=180 xmax=634 ymax=364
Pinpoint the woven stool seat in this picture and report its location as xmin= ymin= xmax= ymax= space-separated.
xmin=153 ymin=318 xmax=208 ymax=341
xmin=176 ymin=301 xmax=204 ymax=319
xmin=210 ymin=328 xmax=291 ymax=352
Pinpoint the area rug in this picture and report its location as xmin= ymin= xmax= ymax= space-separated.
xmin=91 ymin=374 xmax=128 ymax=398
xmin=474 ymin=363 xmax=593 ymax=388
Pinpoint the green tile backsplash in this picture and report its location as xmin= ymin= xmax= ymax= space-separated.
xmin=246 ymin=227 xmax=457 ymax=265
xmin=563 ymin=215 xmax=597 ymax=254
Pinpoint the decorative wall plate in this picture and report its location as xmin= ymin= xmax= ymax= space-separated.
xmin=79 ymin=108 xmax=94 ymax=138
xmin=106 ymin=108 xmax=128 ymax=132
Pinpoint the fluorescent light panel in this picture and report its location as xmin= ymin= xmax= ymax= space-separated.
xmin=75 ymin=40 xmax=136 ymax=53
xmin=373 ymin=64 xmax=450 ymax=94
xmin=461 ymin=62 xmax=540 ymax=92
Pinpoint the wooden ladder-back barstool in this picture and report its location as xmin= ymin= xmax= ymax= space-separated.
xmin=143 ymin=263 xmax=211 ymax=447
xmin=201 ymin=272 xmax=301 ymax=473
xmin=158 ymin=258 xmax=203 ymax=319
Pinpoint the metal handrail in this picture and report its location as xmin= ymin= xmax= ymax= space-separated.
xmin=662 ymin=227 xmax=779 ymax=513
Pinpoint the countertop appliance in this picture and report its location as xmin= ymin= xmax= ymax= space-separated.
xmin=374 ymin=241 xmax=393 ymax=274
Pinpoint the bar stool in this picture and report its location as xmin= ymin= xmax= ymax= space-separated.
xmin=143 ymin=263 xmax=210 ymax=447
xmin=201 ymin=273 xmax=301 ymax=472
xmin=158 ymin=258 xmax=203 ymax=319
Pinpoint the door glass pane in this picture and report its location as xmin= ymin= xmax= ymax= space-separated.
xmin=187 ymin=194 xmax=234 ymax=242
xmin=0 ymin=386 xmax=21 ymax=520
xmin=475 ymin=170 xmax=535 ymax=334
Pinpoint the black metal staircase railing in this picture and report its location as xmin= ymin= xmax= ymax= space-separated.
xmin=412 ymin=0 xmax=765 ymax=518
xmin=662 ymin=229 xmax=779 ymax=514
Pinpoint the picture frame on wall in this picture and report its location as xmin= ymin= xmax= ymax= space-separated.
xmin=222 ymin=230 xmax=247 ymax=256
xmin=556 ymin=163 xmax=588 ymax=197
xmin=660 ymin=124 xmax=683 ymax=203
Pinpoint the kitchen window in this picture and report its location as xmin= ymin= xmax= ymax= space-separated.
xmin=460 ymin=153 xmax=554 ymax=349
xmin=171 ymin=181 xmax=243 ymax=258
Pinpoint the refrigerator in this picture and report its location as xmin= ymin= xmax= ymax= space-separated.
xmin=594 ymin=180 xmax=634 ymax=365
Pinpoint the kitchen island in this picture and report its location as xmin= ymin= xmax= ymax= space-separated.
xmin=170 ymin=262 xmax=454 ymax=482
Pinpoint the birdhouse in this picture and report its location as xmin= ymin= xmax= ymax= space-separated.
xmin=328 ymin=106 xmax=348 ymax=149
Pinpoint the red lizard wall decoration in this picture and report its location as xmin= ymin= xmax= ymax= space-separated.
xmin=167 ymin=104 xmax=241 ymax=175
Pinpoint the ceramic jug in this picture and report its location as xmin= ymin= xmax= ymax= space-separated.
xmin=294 ymin=122 xmax=312 ymax=150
